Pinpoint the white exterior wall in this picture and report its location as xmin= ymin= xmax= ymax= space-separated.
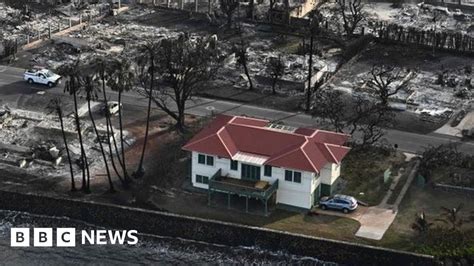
xmin=191 ymin=151 xmax=324 ymax=209
xmin=320 ymin=163 xmax=341 ymax=186
xmin=191 ymin=152 xmax=242 ymax=189
xmin=191 ymin=152 xmax=216 ymax=189
xmin=216 ymin=157 xmax=240 ymax=179
xmin=262 ymin=167 xmax=320 ymax=210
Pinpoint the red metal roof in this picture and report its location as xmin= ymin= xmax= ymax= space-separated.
xmin=183 ymin=115 xmax=351 ymax=173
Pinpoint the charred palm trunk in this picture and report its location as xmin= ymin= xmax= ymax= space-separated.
xmin=272 ymin=78 xmax=277 ymax=94
xmin=108 ymin=115 xmax=125 ymax=171
xmin=306 ymin=33 xmax=314 ymax=112
xmin=101 ymin=77 xmax=124 ymax=184
xmin=87 ymin=94 xmax=115 ymax=193
xmin=118 ymin=90 xmax=130 ymax=184
xmin=58 ymin=107 xmax=76 ymax=192
xmin=135 ymin=55 xmax=155 ymax=178
xmin=72 ymin=80 xmax=90 ymax=193
xmin=248 ymin=0 xmax=254 ymax=20
xmin=243 ymin=58 xmax=253 ymax=90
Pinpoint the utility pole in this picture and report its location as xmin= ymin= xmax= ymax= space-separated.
xmin=306 ymin=32 xmax=313 ymax=112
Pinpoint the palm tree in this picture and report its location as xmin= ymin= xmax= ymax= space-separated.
xmin=133 ymin=42 xmax=157 ymax=178
xmin=437 ymin=203 xmax=464 ymax=230
xmin=107 ymin=57 xmax=134 ymax=184
xmin=59 ymin=62 xmax=91 ymax=193
xmin=411 ymin=211 xmax=433 ymax=233
xmin=93 ymin=57 xmax=125 ymax=185
xmin=79 ymin=66 xmax=115 ymax=193
xmin=46 ymin=97 xmax=76 ymax=192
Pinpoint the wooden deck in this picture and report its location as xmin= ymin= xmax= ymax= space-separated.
xmin=208 ymin=170 xmax=279 ymax=216
xmin=213 ymin=176 xmax=269 ymax=191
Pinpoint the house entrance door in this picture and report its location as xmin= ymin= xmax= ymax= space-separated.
xmin=312 ymin=185 xmax=321 ymax=206
xmin=241 ymin=164 xmax=261 ymax=181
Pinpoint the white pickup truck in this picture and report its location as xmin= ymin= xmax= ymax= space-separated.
xmin=24 ymin=68 xmax=62 ymax=88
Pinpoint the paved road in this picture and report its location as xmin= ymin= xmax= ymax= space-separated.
xmin=1 ymin=65 xmax=473 ymax=155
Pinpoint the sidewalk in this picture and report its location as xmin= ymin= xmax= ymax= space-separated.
xmin=355 ymin=158 xmax=420 ymax=240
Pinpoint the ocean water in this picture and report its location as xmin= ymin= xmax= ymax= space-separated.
xmin=0 ymin=210 xmax=336 ymax=265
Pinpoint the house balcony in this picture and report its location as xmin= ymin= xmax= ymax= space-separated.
xmin=207 ymin=169 xmax=279 ymax=216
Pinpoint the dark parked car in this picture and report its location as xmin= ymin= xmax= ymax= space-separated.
xmin=319 ymin=194 xmax=358 ymax=214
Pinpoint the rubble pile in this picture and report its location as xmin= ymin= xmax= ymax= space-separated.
xmin=0 ymin=106 xmax=133 ymax=179
xmin=31 ymin=21 xmax=184 ymax=69
xmin=218 ymin=24 xmax=340 ymax=92
xmin=224 ymin=40 xmax=338 ymax=84
xmin=369 ymin=3 xmax=474 ymax=36
xmin=0 ymin=2 xmax=109 ymax=45
xmin=77 ymin=22 xmax=182 ymax=46
xmin=320 ymin=2 xmax=473 ymax=37
xmin=330 ymin=64 xmax=473 ymax=118
xmin=408 ymin=66 xmax=473 ymax=113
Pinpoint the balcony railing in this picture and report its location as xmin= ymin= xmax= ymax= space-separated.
xmin=209 ymin=169 xmax=279 ymax=200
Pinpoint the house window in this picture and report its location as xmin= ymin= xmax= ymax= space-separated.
xmin=196 ymin=175 xmax=209 ymax=184
xmin=293 ymin=171 xmax=301 ymax=183
xmin=264 ymin=165 xmax=272 ymax=177
xmin=285 ymin=170 xmax=302 ymax=183
xmin=198 ymin=154 xmax=205 ymax=164
xmin=198 ymin=154 xmax=214 ymax=166
xmin=230 ymin=160 xmax=238 ymax=171
xmin=285 ymin=170 xmax=292 ymax=181
xmin=206 ymin=155 xmax=214 ymax=166
xmin=241 ymin=164 xmax=261 ymax=181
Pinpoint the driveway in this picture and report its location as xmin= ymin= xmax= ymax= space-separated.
xmin=314 ymin=205 xmax=396 ymax=240
xmin=312 ymin=158 xmax=419 ymax=240
xmin=314 ymin=206 xmax=368 ymax=221
xmin=313 ymin=205 xmax=396 ymax=240
xmin=354 ymin=207 xmax=397 ymax=240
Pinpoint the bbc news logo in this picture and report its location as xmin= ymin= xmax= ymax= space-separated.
xmin=11 ymin=228 xmax=138 ymax=247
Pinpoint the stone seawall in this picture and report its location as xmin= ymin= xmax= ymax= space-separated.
xmin=0 ymin=190 xmax=435 ymax=265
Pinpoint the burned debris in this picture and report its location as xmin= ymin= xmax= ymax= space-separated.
xmin=0 ymin=0 xmax=472 ymax=194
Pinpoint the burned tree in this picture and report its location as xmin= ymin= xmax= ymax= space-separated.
xmin=305 ymin=14 xmax=322 ymax=112
xmin=312 ymin=85 xmax=397 ymax=148
xmin=366 ymin=65 xmax=415 ymax=106
xmin=312 ymin=88 xmax=346 ymax=132
xmin=352 ymin=96 xmax=393 ymax=147
xmin=235 ymin=36 xmax=254 ymax=90
xmin=266 ymin=55 xmax=285 ymax=94
xmin=79 ymin=67 xmax=115 ymax=193
xmin=2 ymin=39 xmax=18 ymax=60
xmin=336 ymin=0 xmax=365 ymax=37
xmin=149 ymin=34 xmax=220 ymax=132
xmin=46 ymin=98 xmax=76 ymax=192
xmin=220 ymin=0 xmax=239 ymax=29
xmin=59 ymin=62 xmax=91 ymax=193
xmin=92 ymin=57 xmax=125 ymax=185
xmin=107 ymin=57 xmax=134 ymax=184
xmin=419 ymin=144 xmax=465 ymax=180
xmin=438 ymin=203 xmax=464 ymax=231
xmin=133 ymin=41 xmax=159 ymax=178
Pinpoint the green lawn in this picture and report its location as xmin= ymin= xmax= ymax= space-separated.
xmin=341 ymin=147 xmax=406 ymax=206
xmin=264 ymin=211 xmax=361 ymax=242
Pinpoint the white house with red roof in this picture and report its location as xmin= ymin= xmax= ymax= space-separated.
xmin=183 ymin=115 xmax=351 ymax=212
